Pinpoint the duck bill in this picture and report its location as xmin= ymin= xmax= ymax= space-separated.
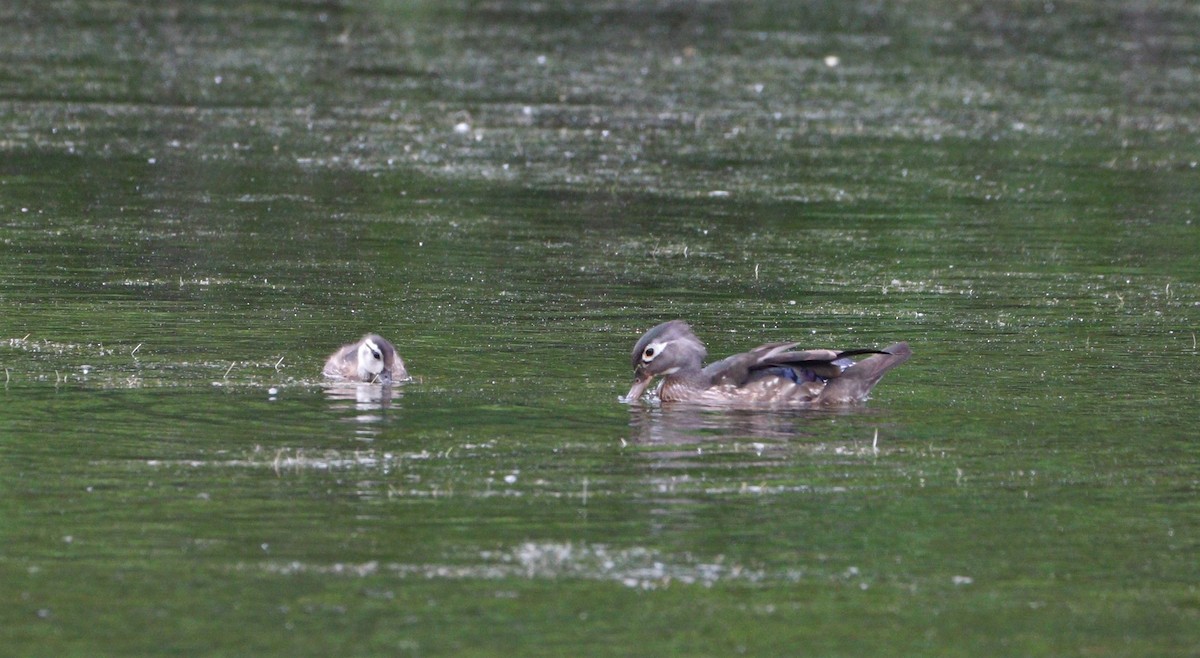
xmin=620 ymin=372 xmax=654 ymax=404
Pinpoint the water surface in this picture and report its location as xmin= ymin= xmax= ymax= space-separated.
xmin=2 ymin=1 xmax=1199 ymax=655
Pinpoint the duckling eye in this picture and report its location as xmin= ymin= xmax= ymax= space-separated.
xmin=371 ymin=350 xmax=382 ymax=360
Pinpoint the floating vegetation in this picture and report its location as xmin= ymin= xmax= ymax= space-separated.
xmin=249 ymin=542 xmax=772 ymax=589
xmin=1 ymin=334 xmax=298 ymax=389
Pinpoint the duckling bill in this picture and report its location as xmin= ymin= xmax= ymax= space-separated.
xmin=622 ymin=320 xmax=910 ymax=406
xmin=323 ymin=334 xmax=407 ymax=384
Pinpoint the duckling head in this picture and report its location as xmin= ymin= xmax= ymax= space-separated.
xmin=356 ymin=335 xmax=393 ymax=383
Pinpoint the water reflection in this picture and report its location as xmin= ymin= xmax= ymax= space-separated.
xmin=626 ymin=403 xmax=885 ymax=445
xmin=625 ymin=403 xmax=897 ymax=475
xmin=322 ymin=383 xmax=401 ymax=431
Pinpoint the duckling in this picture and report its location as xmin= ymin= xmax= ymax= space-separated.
xmin=322 ymin=334 xmax=407 ymax=384
xmin=623 ymin=320 xmax=910 ymax=406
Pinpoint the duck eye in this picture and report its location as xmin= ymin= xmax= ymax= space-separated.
xmin=371 ymin=350 xmax=382 ymax=360
xmin=643 ymin=347 xmax=655 ymax=358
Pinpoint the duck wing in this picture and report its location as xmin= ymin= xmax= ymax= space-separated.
xmin=705 ymin=339 xmax=910 ymax=394
xmin=704 ymin=341 xmax=802 ymax=387
xmin=761 ymin=347 xmax=888 ymax=379
xmin=815 ymin=342 xmax=912 ymax=403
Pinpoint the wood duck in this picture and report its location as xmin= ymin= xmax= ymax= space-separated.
xmin=322 ymin=334 xmax=408 ymax=384
xmin=622 ymin=320 xmax=910 ymax=406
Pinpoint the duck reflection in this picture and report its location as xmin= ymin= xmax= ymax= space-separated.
xmin=322 ymin=382 xmax=400 ymax=428
xmin=627 ymin=404 xmax=820 ymax=445
xmin=626 ymin=403 xmax=890 ymax=464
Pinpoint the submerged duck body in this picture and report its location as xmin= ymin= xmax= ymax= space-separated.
xmin=622 ymin=320 xmax=910 ymax=406
xmin=323 ymin=334 xmax=407 ymax=384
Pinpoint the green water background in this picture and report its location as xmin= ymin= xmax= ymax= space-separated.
xmin=2 ymin=1 xmax=1198 ymax=655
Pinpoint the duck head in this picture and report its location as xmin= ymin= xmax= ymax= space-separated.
xmin=622 ymin=320 xmax=707 ymax=402
xmin=356 ymin=334 xmax=396 ymax=384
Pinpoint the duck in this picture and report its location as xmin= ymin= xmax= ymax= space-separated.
xmin=621 ymin=320 xmax=910 ymax=406
xmin=322 ymin=334 xmax=407 ymax=384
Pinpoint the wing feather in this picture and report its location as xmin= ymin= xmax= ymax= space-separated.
xmin=705 ymin=341 xmax=893 ymax=386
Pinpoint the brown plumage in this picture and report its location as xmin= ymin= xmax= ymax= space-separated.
xmin=622 ymin=320 xmax=910 ymax=406
xmin=322 ymin=334 xmax=408 ymax=384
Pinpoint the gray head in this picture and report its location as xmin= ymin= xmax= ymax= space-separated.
xmin=356 ymin=334 xmax=398 ymax=384
xmin=623 ymin=320 xmax=708 ymax=402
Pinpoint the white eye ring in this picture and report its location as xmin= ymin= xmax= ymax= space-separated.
xmin=641 ymin=340 xmax=668 ymax=362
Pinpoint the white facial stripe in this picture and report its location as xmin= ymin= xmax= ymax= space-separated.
xmin=358 ymin=340 xmax=386 ymax=376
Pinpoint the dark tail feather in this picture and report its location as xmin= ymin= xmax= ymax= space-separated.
xmin=816 ymin=342 xmax=911 ymax=404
